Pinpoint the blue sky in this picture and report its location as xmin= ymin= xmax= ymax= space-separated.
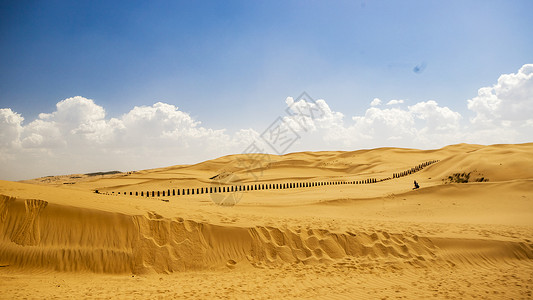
xmin=1 ymin=1 xmax=531 ymax=128
xmin=1 ymin=1 xmax=533 ymax=179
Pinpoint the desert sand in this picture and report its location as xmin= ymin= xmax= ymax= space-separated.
xmin=1 ymin=143 xmax=533 ymax=299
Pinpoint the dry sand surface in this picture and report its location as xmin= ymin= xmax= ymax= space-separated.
xmin=1 ymin=143 xmax=533 ymax=299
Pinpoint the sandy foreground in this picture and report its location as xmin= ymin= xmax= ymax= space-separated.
xmin=1 ymin=143 xmax=532 ymax=299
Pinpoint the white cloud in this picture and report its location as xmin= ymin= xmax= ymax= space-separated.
xmin=21 ymin=119 xmax=64 ymax=148
xmin=0 ymin=108 xmax=23 ymax=149
xmin=19 ymin=96 xmax=110 ymax=148
xmin=41 ymin=96 xmax=106 ymax=124
xmin=468 ymin=64 xmax=533 ymax=125
xmin=346 ymin=100 xmax=464 ymax=148
xmin=409 ymin=100 xmax=461 ymax=131
xmin=386 ymin=99 xmax=404 ymax=105
xmin=352 ymin=107 xmax=415 ymax=141
xmin=370 ymin=98 xmax=382 ymax=106
xmin=1 ymin=64 xmax=532 ymax=180
xmin=466 ymin=64 xmax=533 ymax=143
xmin=281 ymin=96 xmax=463 ymax=149
xmin=0 ymin=97 xmax=259 ymax=180
xmin=115 ymin=102 xmax=230 ymax=150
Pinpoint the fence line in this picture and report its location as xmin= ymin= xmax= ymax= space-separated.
xmin=106 ymin=160 xmax=439 ymax=197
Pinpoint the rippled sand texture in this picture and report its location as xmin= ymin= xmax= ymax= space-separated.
xmin=1 ymin=143 xmax=533 ymax=299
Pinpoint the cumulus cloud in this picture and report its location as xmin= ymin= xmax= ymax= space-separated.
xmin=279 ymin=64 xmax=531 ymax=149
xmin=346 ymin=100 xmax=464 ymax=148
xmin=19 ymin=97 xmax=110 ymax=148
xmin=352 ymin=107 xmax=415 ymax=140
xmin=283 ymin=97 xmax=344 ymax=134
xmin=0 ymin=96 xmax=262 ymax=180
xmin=386 ymin=99 xmax=404 ymax=105
xmin=20 ymin=98 xmax=242 ymax=152
xmin=409 ymin=100 xmax=461 ymax=131
xmin=466 ymin=64 xmax=533 ymax=143
xmin=468 ymin=64 xmax=533 ymax=124
xmin=370 ymin=98 xmax=382 ymax=106
xmin=0 ymin=108 xmax=23 ymax=149
xmin=280 ymin=97 xmax=464 ymax=149
xmin=1 ymin=64 xmax=532 ymax=180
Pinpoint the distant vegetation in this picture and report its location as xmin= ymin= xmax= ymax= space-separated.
xmin=84 ymin=171 xmax=122 ymax=177
xmin=443 ymin=172 xmax=489 ymax=184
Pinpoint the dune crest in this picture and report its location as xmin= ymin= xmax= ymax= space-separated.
xmin=2 ymin=194 xmax=532 ymax=275
xmin=1 ymin=143 xmax=533 ymax=298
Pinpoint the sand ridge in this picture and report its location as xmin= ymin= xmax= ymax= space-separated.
xmin=1 ymin=143 xmax=533 ymax=299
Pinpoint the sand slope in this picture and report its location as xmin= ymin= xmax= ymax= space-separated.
xmin=2 ymin=143 xmax=533 ymax=298
xmin=1 ymin=193 xmax=448 ymax=273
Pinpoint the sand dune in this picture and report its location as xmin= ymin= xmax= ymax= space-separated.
xmin=2 ymin=143 xmax=533 ymax=299
xmin=1 ymin=195 xmax=445 ymax=273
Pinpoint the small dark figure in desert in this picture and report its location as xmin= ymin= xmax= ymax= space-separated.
xmin=413 ymin=180 xmax=420 ymax=190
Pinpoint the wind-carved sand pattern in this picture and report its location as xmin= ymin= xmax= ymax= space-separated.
xmin=11 ymin=199 xmax=48 ymax=246
xmin=1 ymin=143 xmax=533 ymax=298
xmin=247 ymin=227 xmax=439 ymax=267
xmin=131 ymin=213 xmax=211 ymax=273
xmin=0 ymin=200 xmax=445 ymax=273
xmin=1 ymin=196 xmax=531 ymax=273
xmin=0 ymin=195 xmax=15 ymax=224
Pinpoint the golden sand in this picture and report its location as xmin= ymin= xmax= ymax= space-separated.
xmin=1 ymin=143 xmax=532 ymax=299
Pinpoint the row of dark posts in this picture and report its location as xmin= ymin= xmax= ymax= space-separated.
xmin=392 ymin=160 xmax=439 ymax=179
xmin=110 ymin=178 xmax=379 ymax=197
xmin=108 ymin=160 xmax=439 ymax=197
